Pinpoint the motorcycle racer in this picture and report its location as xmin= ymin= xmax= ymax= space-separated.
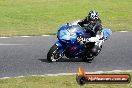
xmin=78 ymin=10 xmax=102 ymax=37
xmin=47 ymin=10 xmax=112 ymax=62
xmin=70 ymin=10 xmax=112 ymax=57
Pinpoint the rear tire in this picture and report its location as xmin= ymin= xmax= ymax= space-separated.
xmin=47 ymin=44 xmax=63 ymax=62
xmin=91 ymin=45 xmax=102 ymax=56
xmin=82 ymin=53 xmax=95 ymax=62
xmin=82 ymin=45 xmax=102 ymax=62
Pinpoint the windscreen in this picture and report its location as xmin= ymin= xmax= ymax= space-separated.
xmin=67 ymin=25 xmax=85 ymax=35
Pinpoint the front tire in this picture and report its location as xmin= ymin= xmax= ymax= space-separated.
xmin=47 ymin=44 xmax=63 ymax=62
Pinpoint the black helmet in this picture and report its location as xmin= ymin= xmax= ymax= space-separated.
xmin=87 ymin=10 xmax=99 ymax=21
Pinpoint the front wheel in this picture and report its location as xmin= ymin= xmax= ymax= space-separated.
xmin=47 ymin=44 xmax=64 ymax=62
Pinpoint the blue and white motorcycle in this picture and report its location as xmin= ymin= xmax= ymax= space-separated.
xmin=47 ymin=22 xmax=112 ymax=62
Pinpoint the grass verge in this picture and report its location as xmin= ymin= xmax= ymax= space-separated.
xmin=0 ymin=0 xmax=132 ymax=36
xmin=0 ymin=71 xmax=132 ymax=88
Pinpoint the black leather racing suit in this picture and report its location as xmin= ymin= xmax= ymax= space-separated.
xmin=78 ymin=17 xmax=103 ymax=56
xmin=78 ymin=17 xmax=102 ymax=37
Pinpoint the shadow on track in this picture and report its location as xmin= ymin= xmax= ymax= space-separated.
xmin=38 ymin=58 xmax=92 ymax=63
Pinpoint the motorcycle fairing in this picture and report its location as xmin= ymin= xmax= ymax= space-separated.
xmin=57 ymin=25 xmax=85 ymax=44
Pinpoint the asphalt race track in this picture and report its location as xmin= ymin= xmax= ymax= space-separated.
xmin=0 ymin=32 xmax=132 ymax=77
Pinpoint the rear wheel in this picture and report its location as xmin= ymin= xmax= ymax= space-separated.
xmin=47 ymin=44 xmax=64 ymax=62
xmin=82 ymin=50 xmax=102 ymax=62
xmin=82 ymin=53 xmax=95 ymax=62
xmin=82 ymin=45 xmax=102 ymax=62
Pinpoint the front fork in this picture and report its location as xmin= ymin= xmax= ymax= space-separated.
xmin=55 ymin=41 xmax=67 ymax=56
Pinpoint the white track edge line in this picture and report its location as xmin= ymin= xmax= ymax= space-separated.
xmin=119 ymin=31 xmax=128 ymax=32
xmin=0 ymin=70 xmax=132 ymax=79
xmin=0 ymin=37 xmax=10 ymax=38
xmin=0 ymin=31 xmax=129 ymax=38
xmin=20 ymin=36 xmax=31 ymax=37
xmin=0 ymin=35 xmax=51 ymax=38
xmin=41 ymin=35 xmax=50 ymax=36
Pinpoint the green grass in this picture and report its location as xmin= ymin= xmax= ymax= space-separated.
xmin=0 ymin=72 xmax=132 ymax=88
xmin=0 ymin=0 xmax=131 ymax=36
